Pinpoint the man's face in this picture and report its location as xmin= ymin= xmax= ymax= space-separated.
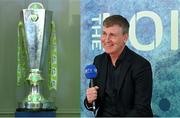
xmin=101 ymin=25 xmax=128 ymax=55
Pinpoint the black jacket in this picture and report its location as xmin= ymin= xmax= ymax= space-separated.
xmin=84 ymin=46 xmax=153 ymax=117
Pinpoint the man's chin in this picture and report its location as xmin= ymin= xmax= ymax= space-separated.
xmin=104 ymin=50 xmax=112 ymax=54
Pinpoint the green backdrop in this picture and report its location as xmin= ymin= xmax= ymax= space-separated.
xmin=0 ymin=0 xmax=80 ymax=117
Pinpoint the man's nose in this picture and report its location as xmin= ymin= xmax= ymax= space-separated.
xmin=105 ymin=34 xmax=110 ymax=42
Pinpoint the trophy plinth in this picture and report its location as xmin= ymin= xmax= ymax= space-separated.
xmin=18 ymin=100 xmax=56 ymax=111
xmin=16 ymin=2 xmax=57 ymax=111
xmin=17 ymin=69 xmax=56 ymax=111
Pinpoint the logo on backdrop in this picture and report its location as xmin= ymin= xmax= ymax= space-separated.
xmin=91 ymin=11 xmax=179 ymax=51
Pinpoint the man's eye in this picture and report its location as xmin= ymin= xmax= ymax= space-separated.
xmin=102 ymin=32 xmax=106 ymax=35
xmin=110 ymin=33 xmax=115 ymax=36
xmin=102 ymin=33 xmax=106 ymax=37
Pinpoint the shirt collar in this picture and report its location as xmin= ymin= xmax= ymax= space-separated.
xmin=106 ymin=46 xmax=127 ymax=67
xmin=117 ymin=45 xmax=127 ymax=62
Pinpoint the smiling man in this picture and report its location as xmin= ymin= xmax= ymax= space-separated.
xmin=84 ymin=15 xmax=153 ymax=117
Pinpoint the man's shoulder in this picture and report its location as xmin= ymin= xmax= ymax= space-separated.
xmin=94 ymin=52 xmax=106 ymax=59
xmin=127 ymin=47 xmax=150 ymax=66
xmin=93 ymin=53 xmax=107 ymax=64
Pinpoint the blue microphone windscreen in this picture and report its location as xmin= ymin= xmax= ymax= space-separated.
xmin=85 ymin=64 xmax=97 ymax=79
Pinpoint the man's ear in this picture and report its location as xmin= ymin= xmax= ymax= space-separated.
xmin=123 ymin=33 xmax=128 ymax=43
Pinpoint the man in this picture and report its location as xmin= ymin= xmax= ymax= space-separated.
xmin=84 ymin=15 xmax=153 ymax=117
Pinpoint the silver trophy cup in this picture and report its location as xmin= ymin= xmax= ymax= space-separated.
xmin=17 ymin=3 xmax=56 ymax=111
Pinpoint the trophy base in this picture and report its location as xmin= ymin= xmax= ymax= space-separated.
xmin=17 ymin=101 xmax=57 ymax=111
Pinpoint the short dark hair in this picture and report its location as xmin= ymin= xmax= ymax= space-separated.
xmin=103 ymin=15 xmax=129 ymax=34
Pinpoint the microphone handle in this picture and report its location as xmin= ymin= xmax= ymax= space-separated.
xmin=90 ymin=79 xmax=96 ymax=114
xmin=90 ymin=79 xmax=94 ymax=87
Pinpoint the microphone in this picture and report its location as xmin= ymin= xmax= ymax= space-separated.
xmin=85 ymin=64 xmax=97 ymax=115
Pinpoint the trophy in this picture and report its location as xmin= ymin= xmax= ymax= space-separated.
xmin=16 ymin=2 xmax=57 ymax=111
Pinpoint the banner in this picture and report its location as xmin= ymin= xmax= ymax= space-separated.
xmin=81 ymin=0 xmax=180 ymax=117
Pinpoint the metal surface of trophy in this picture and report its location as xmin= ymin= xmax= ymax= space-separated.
xmin=17 ymin=2 xmax=56 ymax=111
